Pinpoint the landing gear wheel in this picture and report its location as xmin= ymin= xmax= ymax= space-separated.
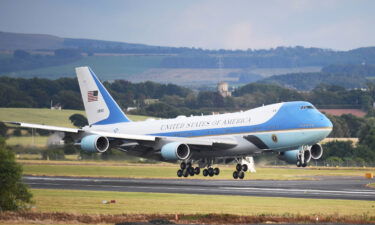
xmin=214 ymin=168 xmax=220 ymax=175
xmin=242 ymin=164 xmax=248 ymax=172
xmin=183 ymin=169 xmax=189 ymax=177
xmin=236 ymin=164 xmax=242 ymax=172
xmin=208 ymin=167 xmax=214 ymax=177
xmin=203 ymin=169 xmax=209 ymax=177
xmin=180 ymin=162 xmax=187 ymax=170
xmin=194 ymin=167 xmax=200 ymax=175
xmin=302 ymin=162 xmax=307 ymax=167
xmin=238 ymin=171 xmax=245 ymax=179
xmin=188 ymin=167 xmax=195 ymax=176
xmin=187 ymin=162 xmax=192 ymax=168
xmin=296 ymin=160 xmax=302 ymax=167
xmin=177 ymin=169 xmax=183 ymax=177
xmin=233 ymin=171 xmax=239 ymax=179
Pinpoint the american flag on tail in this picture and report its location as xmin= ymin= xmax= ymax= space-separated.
xmin=88 ymin=90 xmax=98 ymax=102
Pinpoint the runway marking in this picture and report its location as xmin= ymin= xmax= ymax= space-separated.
xmin=220 ymin=187 xmax=375 ymax=195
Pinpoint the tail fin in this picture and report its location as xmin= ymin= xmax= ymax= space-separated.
xmin=75 ymin=66 xmax=131 ymax=125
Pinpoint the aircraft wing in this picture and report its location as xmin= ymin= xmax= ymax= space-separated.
xmin=5 ymin=122 xmax=80 ymax=133
xmin=5 ymin=121 xmax=237 ymax=149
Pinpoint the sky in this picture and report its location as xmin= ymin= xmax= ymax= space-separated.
xmin=0 ymin=0 xmax=374 ymax=50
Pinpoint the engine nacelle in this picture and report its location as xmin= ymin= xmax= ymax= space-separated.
xmin=310 ymin=143 xmax=323 ymax=160
xmin=279 ymin=148 xmax=311 ymax=164
xmin=161 ymin=142 xmax=191 ymax=161
xmin=80 ymin=135 xmax=109 ymax=153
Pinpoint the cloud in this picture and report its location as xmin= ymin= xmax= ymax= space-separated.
xmin=222 ymin=22 xmax=283 ymax=49
xmin=290 ymin=19 xmax=375 ymax=50
xmin=0 ymin=0 xmax=374 ymax=50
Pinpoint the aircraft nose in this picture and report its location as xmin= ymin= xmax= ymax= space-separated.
xmin=321 ymin=113 xmax=333 ymax=129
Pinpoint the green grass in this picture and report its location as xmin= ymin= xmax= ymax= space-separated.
xmin=30 ymin=189 xmax=375 ymax=216
xmin=20 ymin=161 xmax=375 ymax=180
xmin=3 ymin=55 xmax=164 ymax=80
xmin=7 ymin=136 xmax=49 ymax=147
xmin=0 ymin=108 xmax=85 ymax=127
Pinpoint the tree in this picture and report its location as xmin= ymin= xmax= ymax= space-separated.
xmin=0 ymin=137 xmax=33 ymax=211
xmin=54 ymin=48 xmax=81 ymax=58
xmin=0 ymin=122 xmax=7 ymax=137
xmin=13 ymin=50 xmax=30 ymax=59
xmin=69 ymin=114 xmax=88 ymax=127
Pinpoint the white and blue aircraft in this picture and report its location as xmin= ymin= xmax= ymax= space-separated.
xmin=8 ymin=67 xmax=333 ymax=179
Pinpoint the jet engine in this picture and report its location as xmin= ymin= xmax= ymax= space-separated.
xmin=80 ymin=135 xmax=109 ymax=153
xmin=279 ymin=149 xmax=311 ymax=164
xmin=310 ymin=143 xmax=323 ymax=160
xmin=161 ymin=142 xmax=191 ymax=161
xmin=279 ymin=148 xmax=311 ymax=165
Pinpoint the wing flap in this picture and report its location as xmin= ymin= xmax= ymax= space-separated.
xmin=88 ymin=130 xmax=156 ymax=142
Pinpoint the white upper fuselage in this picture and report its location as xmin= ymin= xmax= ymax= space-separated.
xmin=85 ymin=102 xmax=282 ymax=136
xmin=83 ymin=101 xmax=332 ymax=156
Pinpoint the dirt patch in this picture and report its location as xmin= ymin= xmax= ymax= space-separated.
xmin=0 ymin=211 xmax=373 ymax=224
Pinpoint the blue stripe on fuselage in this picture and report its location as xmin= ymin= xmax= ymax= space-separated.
xmin=150 ymin=101 xmax=332 ymax=138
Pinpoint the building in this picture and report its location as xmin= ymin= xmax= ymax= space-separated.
xmin=217 ymin=82 xmax=231 ymax=97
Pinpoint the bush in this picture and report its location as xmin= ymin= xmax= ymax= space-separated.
xmin=79 ymin=150 xmax=100 ymax=160
xmin=63 ymin=144 xmax=78 ymax=155
xmin=41 ymin=148 xmax=65 ymax=160
xmin=0 ymin=137 xmax=33 ymax=211
xmin=326 ymin=156 xmax=344 ymax=167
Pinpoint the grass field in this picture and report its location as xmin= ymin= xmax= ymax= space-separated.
xmin=19 ymin=160 xmax=375 ymax=180
xmin=0 ymin=107 xmax=150 ymax=127
xmin=0 ymin=108 xmax=85 ymax=127
xmin=29 ymin=188 xmax=375 ymax=216
xmin=7 ymin=136 xmax=49 ymax=147
xmin=5 ymin=55 xmax=165 ymax=80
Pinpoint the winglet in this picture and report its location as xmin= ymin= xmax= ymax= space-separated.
xmin=75 ymin=67 xmax=131 ymax=125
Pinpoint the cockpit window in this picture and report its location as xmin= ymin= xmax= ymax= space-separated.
xmin=300 ymin=105 xmax=314 ymax=109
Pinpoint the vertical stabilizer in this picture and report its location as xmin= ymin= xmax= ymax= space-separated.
xmin=75 ymin=67 xmax=131 ymax=125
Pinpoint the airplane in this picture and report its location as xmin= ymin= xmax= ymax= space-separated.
xmin=6 ymin=67 xmax=333 ymax=179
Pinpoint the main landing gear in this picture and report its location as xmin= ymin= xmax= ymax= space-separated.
xmin=232 ymin=163 xmax=247 ymax=179
xmin=176 ymin=161 xmax=220 ymax=178
xmin=202 ymin=167 xmax=220 ymax=177
xmin=296 ymin=159 xmax=307 ymax=168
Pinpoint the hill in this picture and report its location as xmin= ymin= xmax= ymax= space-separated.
xmin=0 ymin=31 xmax=154 ymax=51
xmin=1 ymin=31 xmax=375 ymax=88
xmin=259 ymin=64 xmax=375 ymax=90
xmin=0 ymin=31 xmax=64 ymax=50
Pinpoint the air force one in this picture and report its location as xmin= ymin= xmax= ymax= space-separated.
xmin=7 ymin=67 xmax=333 ymax=179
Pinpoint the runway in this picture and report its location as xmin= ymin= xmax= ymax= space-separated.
xmin=23 ymin=175 xmax=375 ymax=201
